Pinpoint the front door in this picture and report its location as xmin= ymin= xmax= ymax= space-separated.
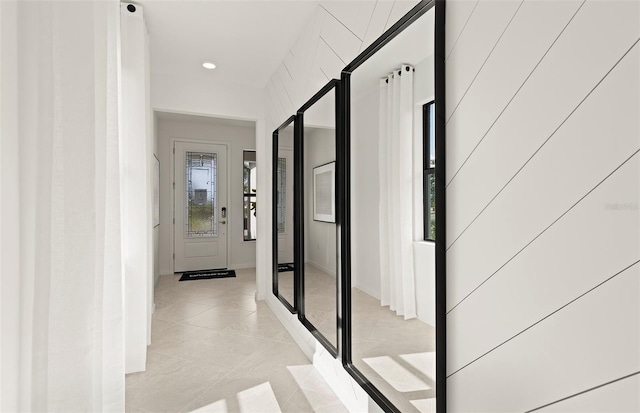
xmin=174 ymin=141 xmax=228 ymax=272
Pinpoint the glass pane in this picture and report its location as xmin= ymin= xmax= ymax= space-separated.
xmin=275 ymin=120 xmax=295 ymax=310
xmin=349 ymin=7 xmax=436 ymax=412
xmin=303 ymin=85 xmax=338 ymax=351
xmin=243 ymin=151 xmax=257 ymax=241
xmin=426 ymin=172 xmax=436 ymax=240
xmin=429 ymin=103 xmax=436 ymax=168
xmin=277 ymin=158 xmax=286 ymax=233
xmin=185 ymin=151 xmax=217 ymax=238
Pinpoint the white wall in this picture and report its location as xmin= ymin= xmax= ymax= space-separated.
xmin=153 ymin=113 xmax=160 ymax=285
xmin=0 ymin=2 xmax=20 ymax=410
xmin=304 ymin=128 xmax=337 ymax=276
xmin=157 ymin=117 xmax=256 ymax=275
xmin=152 ymin=73 xmax=261 ymax=122
xmin=445 ymin=0 xmax=640 ymax=411
xmin=350 ymin=86 xmax=382 ymax=298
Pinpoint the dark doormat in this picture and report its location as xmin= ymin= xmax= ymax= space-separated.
xmin=278 ymin=263 xmax=294 ymax=272
xmin=179 ymin=269 xmax=236 ymax=281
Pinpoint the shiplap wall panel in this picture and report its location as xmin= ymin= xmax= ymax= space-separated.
xmin=446 ymin=0 xmax=640 ymax=410
xmin=538 ymin=375 xmax=640 ymax=412
xmin=446 ymin=0 xmax=640 ymax=244
xmin=276 ymin=64 xmax=295 ymax=107
xmin=283 ymin=51 xmax=297 ymax=81
xmin=272 ymin=75 xmax=295 ymax=115
xmin=447 ymin=43 xmax=640 ymax=311
xmin=445 ymin=0 xmax=522 ymax=119
xmin=262 ymin=0 xmax=417 ymax=134
xmin=266 ymin=81 xmax=287 ymax=125
xmin=320 ymin=9 xmax=362 ymax=64
xmin=320 ymin=1 xmax=375 ymax=40
xmin=444 ymin=0 xmax=477 ymax=58
xmin=308 ymin=67 xmax=330 ymax=101
xmin=360 ymin=1 xmax=395 ymax=52
xmin=315 ymin=37 xmax=347 ymax=81
xmin=448 ymin=262 xmax=639 ymax=412
xmin=448 ymin=151 xmax=639 ymax=373
xmin=445 ymin=0 xmax=583 ymax=181
xmin=385 ymin=0 xmax=424 ymax=31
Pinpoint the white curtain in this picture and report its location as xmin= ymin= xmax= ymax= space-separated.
xmin=1 ymin=1 xmax=125 ymax=411
xmin=378 ymin=64 xmax=417 ymax=319
xmin=120 ymin=3 xmax=153 ymax=374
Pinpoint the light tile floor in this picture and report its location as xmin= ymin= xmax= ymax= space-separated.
xmin=126 ymin=269 xmax=348 ymax=413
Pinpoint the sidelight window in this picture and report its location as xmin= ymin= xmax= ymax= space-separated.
xmin=424 ymin=101 xmax=436 ymax=241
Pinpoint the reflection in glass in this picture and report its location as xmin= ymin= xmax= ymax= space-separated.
xmin=349 ymin=7 xmax=436 ymax=412
xmin=426 ymin=173 xmax=436 ymax=241
xmin=276 ymin=122 xmax=295 ymax=309
xmin=243 ymin=150 xmax=257 ymax=241
xmin=424 ymin=101 xmax=436 ymax=241
xmin=185 ymin=151 xmax=217 ymax=238
xmin=277 ymin=158 xmax=287 ymax=233
xmin=302 ymin=85 xmax=337 ymax=350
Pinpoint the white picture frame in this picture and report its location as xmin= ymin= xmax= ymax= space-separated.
xmin=313 ymin=162 xmax=335 ymax=223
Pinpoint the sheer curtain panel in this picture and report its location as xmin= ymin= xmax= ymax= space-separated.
xmin=378 ymin=65 xmax=417 ymax=319
xmin=0 ymin=1 xmax=125 ymax=411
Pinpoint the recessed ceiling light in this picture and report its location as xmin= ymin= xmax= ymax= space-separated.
xmin=202 ymin=62 xmax=216 ymax=70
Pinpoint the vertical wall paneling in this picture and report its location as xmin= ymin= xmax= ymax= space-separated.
xmin=445 ymin=0 xmax=640 ymax=411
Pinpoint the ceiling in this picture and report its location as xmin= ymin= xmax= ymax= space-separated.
xmin=138 ymin=0 xmax=320 ymax=90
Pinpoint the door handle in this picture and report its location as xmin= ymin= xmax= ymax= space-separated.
xmin=219 ymin=220 xmax=226 ymax=225
xmin=221 ymin=207 xmax=227 ymax=218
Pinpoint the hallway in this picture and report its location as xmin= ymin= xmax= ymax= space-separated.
xmin=126 ymin=269 xmax=347 ymax=413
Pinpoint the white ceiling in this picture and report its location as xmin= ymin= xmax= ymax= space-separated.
xmin=138 ymin=0 xmax=320 ymax=90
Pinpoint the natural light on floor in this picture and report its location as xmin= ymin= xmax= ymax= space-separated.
xmin=362 ymin=351 xmax=436 ymax=394
xmin=185 ymin=364 xmax=348 ymax=413
xmin=363 ymin=356 xmax=430 ymax=392
xmin=188 ymin=382 xmax=281 ymax=413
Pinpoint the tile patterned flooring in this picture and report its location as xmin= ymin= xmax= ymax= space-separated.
xmin=125 ymin=269 xmax=347 ymax=413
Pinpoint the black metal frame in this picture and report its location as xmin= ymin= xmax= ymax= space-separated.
xmin=296 ymin=79 xmax=341 ymax=358
xmin=338 ymin=0 xmax=447 ymax=412
xmin=272 ymin=115 xmax=297 ymax=314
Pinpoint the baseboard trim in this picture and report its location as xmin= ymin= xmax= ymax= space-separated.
xmin=230 ymin=263 xmax=257 ymax=270
xmin=306 ymin=260 xmax=336 ymax=277
xmin=265 ymin=294 xmax=315 ymax=360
